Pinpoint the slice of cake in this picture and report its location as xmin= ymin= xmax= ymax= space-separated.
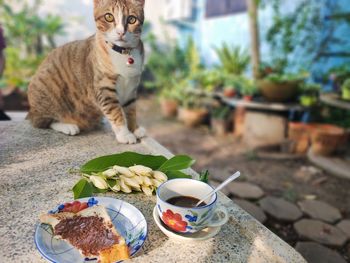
xmin=40 ymin=205 xmax=130 ymax=263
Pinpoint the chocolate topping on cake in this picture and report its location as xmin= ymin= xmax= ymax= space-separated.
xmin=54 ymin=215 xmax=119 ymax=256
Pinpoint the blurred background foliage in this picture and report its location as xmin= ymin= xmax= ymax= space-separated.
xmin=0 ymin=0 xmax=65 ymax=90
xmin=0 ymin=0 xmax=349 ymax=129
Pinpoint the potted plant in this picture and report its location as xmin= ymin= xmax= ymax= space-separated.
xmin=240 ymin=77 xmax=257 ymax=101
xmin=258 ymin=72 xmax=307 ymax=102
xmin=341 ymin=79 xmax=350 ymax=101
xmin=159 ymin=87 xmax=180 ymax=118
xmin=191 ymin=69 xmax=225 ymax=94
xmin=223 ymin=75 xmax=239 ymax=98
xmin=299 ymin=83 xmax=321 ymax=107
xmin=210 ymin=105 xmax=231 ymax=136
xmin=178 ymin=87 xmax=209 ymax=127
xmin=214 ymin=43 xmax=250 ymax=76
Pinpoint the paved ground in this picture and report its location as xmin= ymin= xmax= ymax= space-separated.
xmin=138 ymin=97 xmax=350 ymax=217
xmin=138 ymin=96 xmax=350 ymax=262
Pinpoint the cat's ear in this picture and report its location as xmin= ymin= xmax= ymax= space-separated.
xmin=134 ymin=0 xmax=145 ymax=7
xmin=93 ymin=0 xmax=102 ymax=7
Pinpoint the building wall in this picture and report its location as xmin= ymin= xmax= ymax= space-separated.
xmin=189 ymin=0 xmax=350 ymax=74
xmin=27 ymin=0 xmax=350 ymax=75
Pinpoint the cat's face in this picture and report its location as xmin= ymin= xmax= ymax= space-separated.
xmin=94 ymin=0 xmax=145 ymax=48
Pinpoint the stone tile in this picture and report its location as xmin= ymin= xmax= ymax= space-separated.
xmin=228 ymin=182 xmax=264 ymax=200
xmin=298 ymin=200 xmax=342 ymax=223
xmin=233 ymin=199 xmax=267 ymax=224
xmin=337 ymin=220 xmax=350 ymax=239
xmin=209 ymin=180 xmax=230 ymax=196
xmin=259 ymin=196 xmax=302 ymax=222
xmin=295 ymin=242 xmax=347 ymax=263
xmin=294 ymin=219 xmax=348 ymax=247
xmin=211 ymin=172 xmax=231 ymax=182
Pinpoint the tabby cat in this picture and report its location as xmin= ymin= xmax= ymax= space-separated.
xmin=27 ymin=0 xmax=146 ymax=144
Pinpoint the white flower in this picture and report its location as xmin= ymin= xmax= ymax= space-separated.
xmin=120 ymin=175 xmax=141 ymax=190
xmin=133 ymin=175 xmax=144 ymax=185
xmin=113 ymin=165 xmax=134 ymax=177
xmin=142 ymin=176 xmax=153 ymax=186
xmin=153 ymin=171 xmax=168 ymax=182
xmin=103 ymin=168 xmax=117 ymax=178
xmin=90 ymin=176 xmax=108 ymax=190
xmin=129 ymin=165 xmax=153 ymax=176
xmin=152 ymin=179 xmax=163 ymax=188
xmin=119 ymin=178 xmax=132 ymax=193
xmin=111 ymin=182 xmax=121 ymax=192
xmin=141 ymin=185 xmax=154 ymax=196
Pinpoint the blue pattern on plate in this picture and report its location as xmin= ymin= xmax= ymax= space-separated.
xmin=35 ymin=197 xmax=147 ymax=263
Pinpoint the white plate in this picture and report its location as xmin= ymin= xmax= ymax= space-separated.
xmin=153 ymin=206 xmax=221 ymax=242
xmin=35 ymin=197 xmax=147 ymax=263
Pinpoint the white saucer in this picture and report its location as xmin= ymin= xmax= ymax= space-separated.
xmin=152 ymin=206 xmax=221 ymax=242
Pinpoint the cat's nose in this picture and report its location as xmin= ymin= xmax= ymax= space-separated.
xmin=116 ymin=28 xmax=126 ymax=37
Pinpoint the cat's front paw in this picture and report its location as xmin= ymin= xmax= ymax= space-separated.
xmin=115 ymin=126 xmax=137 ymax=144
xmin=50 ymin=122 xmax=80 ymax=136
xmin=134 ymin=126 xmax=147 ymax=139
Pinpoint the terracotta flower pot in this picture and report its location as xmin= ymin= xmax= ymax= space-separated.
xmin=258 ymin=79 xmax=300 ymax=102
xmin=178 ymin=107 xmax=208 ymax=127
xmin=223 ymin=89 xmax=236 ymax=98
xmin=243 ymin=95 xmax=253 ymax=101
xmin=310 ymin=124 xmax=346 ymax=156
xmin=160 ymin=99 xmax=178 ymax=118
xmin=288 ymin=122 xmax=313 ymax=154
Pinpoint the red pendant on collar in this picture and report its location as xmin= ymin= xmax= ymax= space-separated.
xmin=127 ymin=57 xmax=135 ymax=65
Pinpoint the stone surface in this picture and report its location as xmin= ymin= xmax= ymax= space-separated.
xmin=337 ymin=220 xmax=350 ymax=239
xmin=259 ymin=196 xmax=302 ymax=222
xmin=295 ymin=242 xmax=347 ymax=263
xmin=0 ymin=121 xmax=307 ymax=263
xmin=233 ymin=199 xmax=267 ymax=223
xmin=293 ymin=166 xmax=322 ymax=183
xmin=228 ymin=182 xmax=264 ymax=200
xmin=209 ymin=180 xmax=230 ymax=196
xmin=294 ymin=219 xmax=348 ymax=247
xmin=298 ymin=200 xmax=342 ymax=223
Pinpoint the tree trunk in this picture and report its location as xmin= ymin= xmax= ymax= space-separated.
xmin=246 ymin=0 xmax=261 ymax=80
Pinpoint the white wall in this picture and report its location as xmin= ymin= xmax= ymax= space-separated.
xmin=31 ymin=0 xmax=177 ymax=46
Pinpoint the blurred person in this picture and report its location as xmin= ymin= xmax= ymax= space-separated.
xmin=0 ymin=24 xmax=11 ymax=121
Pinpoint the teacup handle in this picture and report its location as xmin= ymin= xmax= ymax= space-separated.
xmin=207 ymin=206 xmax=229 ymax=228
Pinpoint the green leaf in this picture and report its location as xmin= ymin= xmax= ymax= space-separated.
xmin=166 ymin=170 xmax=191 ymax=180
xmin=199 ymin=170 xmax=210 ymax=184
xmin=159 ymin=155 xmax=195 ymax=172
xmin=107 ymin=179 xmax=117 ymax=188
xmin=92 ymin=186 xmax=109 ymax=194
xmin=72 ymin=179 xmax=93 ymax=200
xmin=80 ymin=152 xmax=168 ymax=174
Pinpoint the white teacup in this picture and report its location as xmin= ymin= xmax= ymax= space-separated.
xmin=156 ymin=178 xmax=229 ymax=234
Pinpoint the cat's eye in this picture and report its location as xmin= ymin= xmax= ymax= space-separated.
xmin=127 ymin=15 xmax=138 ymax=24
xmin=104 ymin=13 xmax=114 ymax=23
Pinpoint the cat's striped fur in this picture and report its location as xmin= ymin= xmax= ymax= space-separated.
xmin=27 ymin=0 xmax=146 ymax=144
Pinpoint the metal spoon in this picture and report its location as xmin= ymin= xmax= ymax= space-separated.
xmin=196 ymin=171 xmax=241 ymax=207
